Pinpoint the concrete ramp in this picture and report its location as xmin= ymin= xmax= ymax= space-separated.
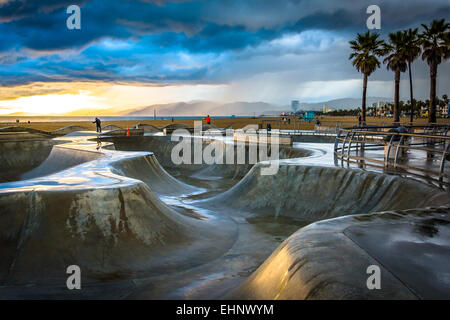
xmin=230 ymin=206 xmax=450 ymax=300
xmin=0 ymin=139 xmax=61 ymax=182
xmin=102 ymin=125 xmax=123 ymax=131
xmin=102 ymin=128 xmax=144 ymax=136
xmin=51 ymin=125 xmax=89 ymax=135
xmin=0 ymin=126 xmax=51 ymax=136
xmin=190 ymin=146 xmax=311 ymax=181
xmin=1 ymin=129 xmax=449 ymax=299
xmin=105 ymin=135 xmax=310 ymax=176
xmin=211 ymin=163 xmax=450 ymax=221
xmin=110 ymin=153 xmax=198 ymax=196
xmin=0 ymin=146 xmax=235 ymax=286
xmin=0 ymin=181 xmax=234 ymax=286
xmin=134 ymin=123 xmax=162 ymax=133
xmin=20 ymin=146 xmax=103 ymax=181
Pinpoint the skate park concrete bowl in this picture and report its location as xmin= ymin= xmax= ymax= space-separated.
xmin=0 ymin=130 xmax=449 ymax=299
xmin=0 ymin=132 xmax=104 ymax=183
xmin=0 ymin=134 xmax=236 ymax=289
xmin=229 ymin=207 xmax=450 ymax=300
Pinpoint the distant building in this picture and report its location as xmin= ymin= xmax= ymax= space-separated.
xmin=373 ymin=101 xmax=389 ymax=116
xmin=291 ymin=100 xmax=300 ymax=113
xmin=322 ymin=104 xmax=332 ymax=113
xmin=437 ymin=104 xmax=449 ymax=117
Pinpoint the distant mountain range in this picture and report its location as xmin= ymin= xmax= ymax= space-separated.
xmin=122 ymin=101 xmax=280 ymax=117
xmin=294 ymin=97 xmax=392 ymax=112
xmin=120 ymin=97 xmax=392 ymax=116
xmin=2 ymin=97 xmax=392 ymax=117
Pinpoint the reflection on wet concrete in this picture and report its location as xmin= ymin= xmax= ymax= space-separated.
xmin=246 ymin=216 xmax=311 ymax=239
xmin=230 ymin=207 xmax=450 ymax=300
xmin=345 ymin=210 xmax=450 ymax=299
xmin=0 ymin=132 xmax=449 ymax=299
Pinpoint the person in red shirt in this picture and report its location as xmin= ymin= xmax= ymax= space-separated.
xmin=206 ymin=114 xmax=211 ymax=124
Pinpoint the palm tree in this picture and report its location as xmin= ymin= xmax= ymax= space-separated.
xmin=444 ymin=32 xmax=450 ymax=60
xmin=349 ymin=31 xmax=385 ymax=124
xmin=402 ymin=28 xmax=421 ymax=123
xmin=383 ymin=31 xmax=408 ymax=124
xmin=420 ymin=19 xmax=450 ymax=123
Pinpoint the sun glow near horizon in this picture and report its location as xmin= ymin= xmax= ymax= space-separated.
xmin=0 ymin=77 xmax=434 ymax=116
xmin=0 ymin=82 xmax=233 ymax=116
xmin=0 ymin=91 xmax=110 ymax=115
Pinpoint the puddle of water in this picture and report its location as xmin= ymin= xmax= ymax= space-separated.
xmin=246 ymin=215 xmax=311 ymax=239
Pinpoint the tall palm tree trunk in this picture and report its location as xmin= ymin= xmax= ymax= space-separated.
xmin=394 ymin=70 xmax=400 ymax=124
xmin=429 ymin=63 xmax=437 ymax=123
xmin=362 ymin=73 xmax=368 ymax=124
xmin=408 ymin=61 xmax=414 ymax=124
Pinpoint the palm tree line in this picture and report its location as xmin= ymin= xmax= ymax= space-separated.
xmin=349 ymin=18 xmax=450 ymax=124
xmin=325 ymin=94 xmax=449 ymax=117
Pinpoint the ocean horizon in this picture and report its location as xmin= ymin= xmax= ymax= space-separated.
xmin=0 ymin=115 xmax=255 ymax=123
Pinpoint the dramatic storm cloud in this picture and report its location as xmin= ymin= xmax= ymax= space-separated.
xmin=0 ymin=0 xmax=449 ymax=109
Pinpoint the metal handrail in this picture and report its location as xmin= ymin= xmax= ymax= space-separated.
xmin=339 ymin=130 xmax=450 ymax=140
xmin=334 ymin=125 xmax=450 ymax=186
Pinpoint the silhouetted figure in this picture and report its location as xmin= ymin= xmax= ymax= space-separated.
xmin=93 ymin=117 xmax=102 ymax=133
xmin=358 ymin=114 xmax=362 ymax=126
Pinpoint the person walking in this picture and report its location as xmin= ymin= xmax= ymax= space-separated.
xmin=93 ymin=117 xmax=102 ymax=133
xmin=206 ymin=114 xmax=211 ymax=125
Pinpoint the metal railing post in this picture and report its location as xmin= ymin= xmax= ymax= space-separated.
xmin=341 ymin=131 xmax=350 ymax=165
xmin=335 ymin=124 xmax=450 ymax=184
xmin=394 ymin=135 xmax=404 ymax=168
xmin=385 ymin=135 xmax=395 ymax=167
xmin=334 ymin=130 xmax=342 ymax=153
xmin=347 ymin=132 xmax=356 ymax=163
xmin=439 ymin=143 xmax=450 ymax=184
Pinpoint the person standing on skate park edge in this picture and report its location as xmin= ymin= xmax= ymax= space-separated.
xmin=93 ymin=117 xmax=102 ymax=133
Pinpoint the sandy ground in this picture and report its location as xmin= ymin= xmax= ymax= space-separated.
xmin=1 ymin=116 xmax=449 ymax=132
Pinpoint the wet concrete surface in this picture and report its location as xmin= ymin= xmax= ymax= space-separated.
xmin=345 ymin=212 xmax=450 ymax=299
xmin=231 ymin=207 xmax=450 ymax=300
xmin=0 ymin=132 xmax=449 ymax=299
